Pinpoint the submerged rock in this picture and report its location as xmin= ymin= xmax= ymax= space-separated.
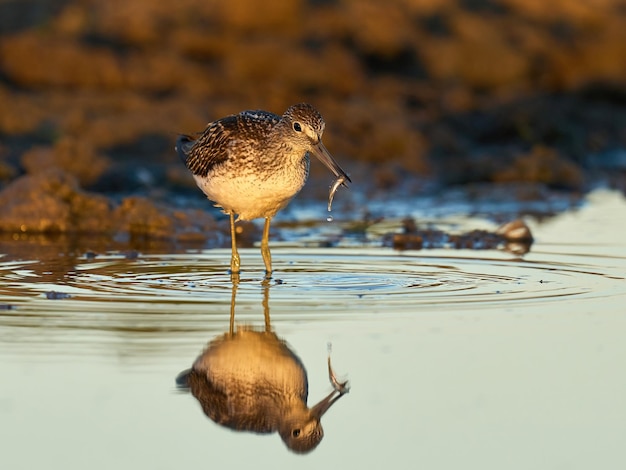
xmin=496 ymin=219 xmax=533 ymax=242
xmin=0 ymin=170 xmax=113 ymax=233
xmin=0 ymin=170 xmax=220 ymax=242
xmin=113 ymin=196 xmax=219 ymax=241
xmin=113 ymin=196 xmax=175 ymax=240
xmin=384 ymin=218 xmax=533 ymax=255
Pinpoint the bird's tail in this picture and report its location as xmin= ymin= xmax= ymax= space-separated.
xmin=175 ymin=368 xmax=192 ymax=390
xmin=175 ymin=134 xmax=196 ymax=164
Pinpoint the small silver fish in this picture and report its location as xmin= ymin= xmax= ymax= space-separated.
xmin=327 ymin=175 xmax=346 ymax=212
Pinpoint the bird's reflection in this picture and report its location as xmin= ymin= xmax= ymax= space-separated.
xmin=176 ymin=275 xmax=349 ymax=454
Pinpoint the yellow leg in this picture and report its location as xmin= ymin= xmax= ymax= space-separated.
xmin=229 ymin=273 xmax=240 ymax=335
xmin=261 ymin=277 xmax=271 ymax=332
xmin=261 ymin=217 xmax=272 ymax=275
xmin=229 ymin=213 xmax=241 ymax=274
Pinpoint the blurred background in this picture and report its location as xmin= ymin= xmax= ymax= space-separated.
xmin=1 ymin=0 xmax=625 ymax=242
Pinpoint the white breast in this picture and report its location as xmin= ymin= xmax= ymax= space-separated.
xmin=194 ymin=166 xmax=308 ymax=220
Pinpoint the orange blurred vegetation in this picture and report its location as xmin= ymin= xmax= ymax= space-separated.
xmin=1 ymin=0 xmax=625 ymax=187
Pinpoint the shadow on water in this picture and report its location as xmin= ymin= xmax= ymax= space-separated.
xmin=174 ymin=275 xmax=350 ymax=454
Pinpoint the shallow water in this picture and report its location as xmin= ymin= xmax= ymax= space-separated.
xmin=1 ymin=189 xmax=625 ymax=469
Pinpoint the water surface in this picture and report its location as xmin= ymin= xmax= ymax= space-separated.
xmin=1 ymin=189 xmax=625 ymax=469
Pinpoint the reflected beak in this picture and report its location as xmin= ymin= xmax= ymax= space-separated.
xmin=311 ymin=141 xmax=351 ymax=186
xmin=310 ymin=389 xmax=345 ymax=420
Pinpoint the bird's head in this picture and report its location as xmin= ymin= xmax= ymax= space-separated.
xmin=277 ymin=386 xmax=346 ymax=454
xmin=282 ymin=103 xmax=351 ymax=184
xmin=278 ymin=412 xmax=325 ymax=454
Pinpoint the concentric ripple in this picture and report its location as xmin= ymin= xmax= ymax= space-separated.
xmin=0 ymin=242 xmax=624 ymax=360
xmin=0 ymin=247 xmax=623 ymax=322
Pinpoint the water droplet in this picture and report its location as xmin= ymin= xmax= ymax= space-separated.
xmin=326 ymin=215 xmax=334 ymax=222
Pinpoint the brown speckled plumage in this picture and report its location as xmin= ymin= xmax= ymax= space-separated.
xmin=176 ymin=103 xmax=350 ymax=275
xmin=176 ymin=327 xmax=349 ymax=453
xmin=179 ymin=111 xmax=281 ymax=177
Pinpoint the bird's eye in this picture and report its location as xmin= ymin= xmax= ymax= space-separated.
xmin=292 ymin=429 xmax=301 ymax=438
xmin=293 ymin=122 xmax=302 ymax=132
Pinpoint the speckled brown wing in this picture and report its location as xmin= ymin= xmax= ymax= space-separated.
xmin=177 ymin=110 xmax=281 ymax=178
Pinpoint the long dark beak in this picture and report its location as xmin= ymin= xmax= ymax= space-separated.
xmin=311 ymin=141 xmax=351 ymax=186
xmin=309 ymin=389 xmax=346 ymax=420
